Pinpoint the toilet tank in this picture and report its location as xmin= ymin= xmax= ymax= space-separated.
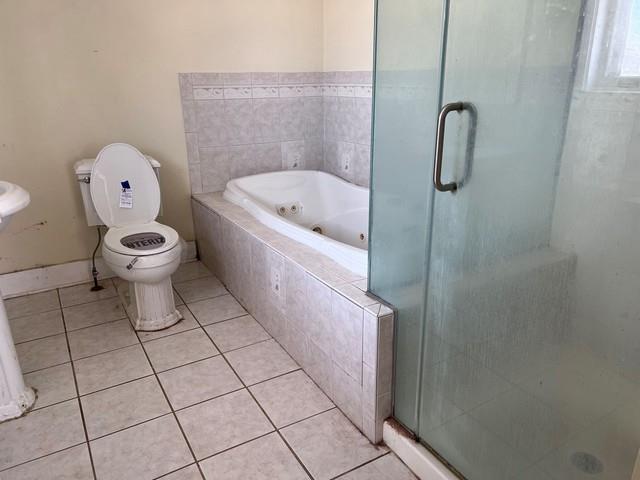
xmin=74 ymin=155 xmax=162 ymax=226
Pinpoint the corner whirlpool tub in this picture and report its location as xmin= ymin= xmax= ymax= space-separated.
xmin=223 ymin=170 xmax=369 ymax=276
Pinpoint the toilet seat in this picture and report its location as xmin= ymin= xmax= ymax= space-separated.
xmin=104 ymin=222 xmax=179 ymax=256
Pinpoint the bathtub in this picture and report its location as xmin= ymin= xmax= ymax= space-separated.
xmin=223 ymin=170 xmax=369 ymax=276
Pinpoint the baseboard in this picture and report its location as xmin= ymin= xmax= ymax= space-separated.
xmin=0 ymin=240 xmax=197 ymax=299
xmin=383 ymin=420 xmax=458 ymax=480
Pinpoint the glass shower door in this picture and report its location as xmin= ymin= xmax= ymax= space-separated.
xmin=417 ymin=1 xmax=583 ymax=478
xmin=368 ymin=0 xmax=445 ymax=428
xmin=372 ymin=0 xmax=640 ymax=478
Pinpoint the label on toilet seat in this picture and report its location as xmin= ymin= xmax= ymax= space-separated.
xmin=121 ymin=232 xmax=166 ymax=250
xmin=120 ymin=180 xmax=133 ymax=209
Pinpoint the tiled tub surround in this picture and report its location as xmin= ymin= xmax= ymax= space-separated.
xmin=179 ymin=71 xmax=373 ymax=194
xmin=192 ymin=193 xmax=393 ymax=443
xmin=0 ymin=262 xmax=416 ymax=479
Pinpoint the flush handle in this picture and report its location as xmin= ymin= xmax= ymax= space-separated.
xmin=433 ymin=101 xmax=466 ymax=193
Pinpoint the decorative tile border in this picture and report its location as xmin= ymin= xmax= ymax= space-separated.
xmin=191 ymin=83 xmax=372 ymax=100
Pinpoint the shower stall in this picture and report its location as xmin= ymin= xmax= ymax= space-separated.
xmin=369 ymin=0 xmax=640 ymax=478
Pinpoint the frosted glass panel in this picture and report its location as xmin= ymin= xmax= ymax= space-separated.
xmin=420 ymin=1 xmax=583 ymax=478
xmin=368 ymin=0 xmax=443 ymax=429
xmin=371 ymin=0 xmax=640 ymax=478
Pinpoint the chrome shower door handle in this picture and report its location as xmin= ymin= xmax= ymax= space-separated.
xmin=433 ymin=101 xmax=466 ymax=192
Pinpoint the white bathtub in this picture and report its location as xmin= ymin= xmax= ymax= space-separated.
xmin=223 ymin=170 xmax=369 ymax=276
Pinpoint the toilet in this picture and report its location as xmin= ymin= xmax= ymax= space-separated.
xmin=78 ymin=143 xmax=183 ymax=331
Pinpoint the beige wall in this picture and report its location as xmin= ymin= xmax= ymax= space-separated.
xmin=0 ymin=0 xmax=374 ymax=275
xmin=323 ymin=0 xmax=375 ymax=71
xmin=0 ymin=0 xmax=324 ymax=274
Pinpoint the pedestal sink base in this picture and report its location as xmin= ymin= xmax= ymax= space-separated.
xmin=0 ymin=180 xmax=36 ymax=423
xmin=0 ymin=385 xmax=36 ymax=423
xmin=0 ymin=296 xmax=36 ymax=424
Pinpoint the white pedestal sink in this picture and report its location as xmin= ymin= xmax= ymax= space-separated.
xmin=0 ymin=181 xmax=36 ymax=422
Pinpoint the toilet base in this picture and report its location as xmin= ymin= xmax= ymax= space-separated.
xmin=130 ymin=277 xmax=182 ymax=331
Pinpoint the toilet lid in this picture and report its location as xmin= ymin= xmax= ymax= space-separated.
xmin=90 ymin=143 xmax=160 ymax=227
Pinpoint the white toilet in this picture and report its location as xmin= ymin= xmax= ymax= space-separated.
xmin=77 ymin=143 xmax=183 ymax=331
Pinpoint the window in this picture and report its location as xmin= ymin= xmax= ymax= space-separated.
xmin=586 ymin=0 xmax=640 ymax=90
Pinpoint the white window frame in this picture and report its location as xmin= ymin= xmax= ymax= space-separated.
xmin=584 ymin=0 xmax=640 ymax=90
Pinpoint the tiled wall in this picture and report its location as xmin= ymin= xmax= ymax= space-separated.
xmin=191 ymin=193 xmax=393 ymax=443
xmin=322 ymin=71 xmax=373 ymax=187
xmin=179 ymin=71 xmax=372 ymax=193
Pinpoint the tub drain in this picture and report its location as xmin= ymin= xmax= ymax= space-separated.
xmin=570 ymin=452 xmax=603 ymax=474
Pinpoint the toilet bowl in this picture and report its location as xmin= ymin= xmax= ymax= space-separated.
xmin=90 ymin=143 xmax=183 ymax=331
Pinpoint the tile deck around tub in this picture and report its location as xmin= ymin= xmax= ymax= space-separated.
xmin=0 ymin=262 xmax=414 ymax=480
xmin=191 ymin=194 xmax=396 ymax=444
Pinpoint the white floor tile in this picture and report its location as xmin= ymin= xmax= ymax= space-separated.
xmin=0 ymin=444 xmax=93 ymax=480
xmin=174 ymin=276 xmax=226 ymax=303
xmin=249 ymin=370 xmax=333 ymax=427
xmin=63 ymin=296 xmax=125 ymax=331
xmin=15 ymin=334 xmax=69 ymax=373
xmin=159 ymin=356 xmax=242 ymax=410
xmin=24 ymin=363 xmax=76 ymax=410
xmin=0 ymin=400 xmax=85 ymax=470
xmin=67 ymin=319 xmax=137 ymax=359
xmin=205 ymin=315 xmax=269 ymax=352
xmin=5 ymin=290 xmax=59 ymax=319
xmin=91 ymin=415 xmax=193 ymax=480
xmin=176 ymin=389 xmax=273 ymax=460
xmin=189 ymin=294 xmax=246 ymax=326
xmin=199 ymin=432 xmax=309 ymax=480
xmin=281 ymin=409 xmax=387 ymax=480
xmin=9 ymin=309 xmax=64 ymax=344
xmin=82 ymin=376 xmax=170 ymax=439
xmin=144 ymin=329 xmax=219 ymax=372
xmin=74 ymin=344 xmax=152 ymax=395
xmin=225 ymin=339 xmax=298 ymax=385
xmin=59 ymin=279 xmax=117 ymax=308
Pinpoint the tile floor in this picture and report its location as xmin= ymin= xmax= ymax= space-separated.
xmin=1 ymin=261 xmax=415 ymax=480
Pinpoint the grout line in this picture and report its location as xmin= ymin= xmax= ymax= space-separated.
xmin=70 ymin=338 xmax=140 ymax=362
xmin=64 ymin=314 xmax=129 ymax=334
xmin=196 ymin=310 xmax=251 ymax=328
xmin=56 ymin=288 xmax=98 ymax=480
xmin=12 ymin=327 xmax=67 ymax=346
xmin=21 ymin=358 xmax=71 ymax=376
xmin=196 ymin=307 xmax=316 ymax=480
xmin=59 ymin=292 xmax=119 ymax=312
xmin=275 ymin=405 xmax=337 ymax=430
xmin=171 ymin=386 xmax=247 ymax=413
xmin=152 ymin=462 xmax=202 ymax=479
xmin=175 ymin=290 xmax=229 ymax=305
xmin=5 ymin=305 xmax=63 ymax=322
xmin=138 ymin=324 xmax=201 ymax=343
xmin=216 ymin=337 xmax=274 ymax=356
xmin=87 ymin=411 xmax=174 ymax=443
xmin=149 ymin=351 xmax=221 ymax=374
xmin=77 ymin=372 xmax=156 ymax=398
xmin=330 ymin=451 xmax=391 ymax=480
xmin=29 ymin=393 xmax=81 ymax=413
xmin=244 ymin=367 xmax=303 ymax=388
xmin=131 ymin=305 xmax=208 ymax=480
xmin=0 ymin=441 xmax=88 ymax=474
xmin=195 ymin=430 xmax=277 ymax=465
